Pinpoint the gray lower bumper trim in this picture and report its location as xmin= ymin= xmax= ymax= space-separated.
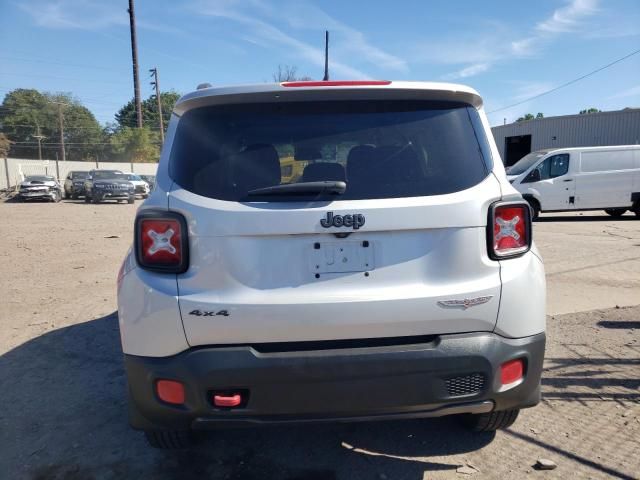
xmin=192 ymin=401 xmax=494 ymax=428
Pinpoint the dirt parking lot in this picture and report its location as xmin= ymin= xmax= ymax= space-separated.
xmin=1 ymin=201 xmax=639 ymax=480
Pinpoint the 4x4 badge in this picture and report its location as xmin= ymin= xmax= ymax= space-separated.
xmin=437 ymin=296 xmax=494 ymax=309
xmin=320 ymin=212 xmax=365 ymax=230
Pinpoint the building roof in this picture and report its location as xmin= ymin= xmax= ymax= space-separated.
xmin=493 ymin=108 xmax=640 ymax=131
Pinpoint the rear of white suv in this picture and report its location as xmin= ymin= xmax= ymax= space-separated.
xmin=117 ymin=81 xmax=546 ymax=449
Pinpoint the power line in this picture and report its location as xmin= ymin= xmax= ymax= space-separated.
xmin=11 ymin=141 xmax=161 ymax=146
xmin=488 ymin=48 xmax=640 ymax=114
xmin=1 ymin=123 xmax=161 ymax=130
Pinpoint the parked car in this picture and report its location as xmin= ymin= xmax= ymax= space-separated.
xmin=139 ymin=174 xmax=156 ymax=191
xmin=84 ymin=170 xmax=135 ymax=204
xmin=117 ymin=81 xmax=546 ymax=449
xmin=63 ymin=170 xmax=89 ymax=199
xmin=121 ymin=172 xmax=151 ymax=198
xmin=507 ymin=145 xmax=640 ymax=219
xmin=17 ymin=175 xmax=63 ymax=202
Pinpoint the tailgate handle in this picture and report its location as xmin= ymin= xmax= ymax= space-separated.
xmin=213 ymin=394 xmax=242 ymax=407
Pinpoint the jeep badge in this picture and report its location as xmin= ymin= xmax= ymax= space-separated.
xmin=320 ymin=212 xmax=365 ymax=230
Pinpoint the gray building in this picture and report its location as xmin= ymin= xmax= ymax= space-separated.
xmin=491 ymin=108 xmax=640 ymax=166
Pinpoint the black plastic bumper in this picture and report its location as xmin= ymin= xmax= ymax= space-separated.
xmin=125 ymin=332 xmax=545 ymax=431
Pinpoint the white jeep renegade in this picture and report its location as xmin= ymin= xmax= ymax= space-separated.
xmin=117 ymin=80 xmax=546 ymax=449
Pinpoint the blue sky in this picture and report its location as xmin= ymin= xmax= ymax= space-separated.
xmin=1 ymin=0 xmax=639 ymax=126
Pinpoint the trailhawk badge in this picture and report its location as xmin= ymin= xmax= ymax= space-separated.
xmin=320 ymin=212 xmax=365 ymax=230
xmin=437 ymin=296 xmax=494 ymax=309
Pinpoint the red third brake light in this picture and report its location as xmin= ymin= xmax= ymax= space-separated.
xmin=281 ymin=80 xmax=392 ymax=87
xmin=135 ymin=211 xmax=189 ymax=273
xmin=488 ymin=202 xmax=531 ymax=259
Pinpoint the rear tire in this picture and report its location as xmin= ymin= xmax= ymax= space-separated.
xmin=144 ymin=430 xmax=193 ymax=449
xmin=92 ymin=195 xmax=100 ymax=204
xmin=462 ymin=409 xmax=520 ymax=432
xmin=128 ymin=195 xmax=135 ymax=204
xmin=84 ymin=194 xmax=91 ymax=203
xmin=525 ymin=198 xmax=540 ymax=221
xmin=604 ymin=208 xmax=627 ymax=217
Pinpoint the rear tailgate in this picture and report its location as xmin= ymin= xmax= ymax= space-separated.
xmin=171 ymin=175 xmax=502 ymax=346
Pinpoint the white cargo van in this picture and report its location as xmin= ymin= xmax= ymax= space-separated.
xmin=507 ymin=146 xmax=640 ymax=218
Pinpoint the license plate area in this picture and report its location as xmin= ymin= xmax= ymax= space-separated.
xmin=308 ymin=241 xmax=374 ymax=274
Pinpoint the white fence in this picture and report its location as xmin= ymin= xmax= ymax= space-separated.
xmin=0 ymin=158 xmax=159 ymax=190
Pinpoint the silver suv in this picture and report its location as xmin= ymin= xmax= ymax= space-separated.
xmin=117 ymin=81 xmax=546 ymax=449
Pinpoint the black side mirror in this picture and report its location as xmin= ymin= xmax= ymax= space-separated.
xmin=524 ymin=168 xmax=541 ymax=183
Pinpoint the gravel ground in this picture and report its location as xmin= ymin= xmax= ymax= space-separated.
xmin=0 ymin=201 xmax=639 ymax=480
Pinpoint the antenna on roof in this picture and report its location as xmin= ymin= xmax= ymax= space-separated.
xmin=323 ymin=30 xmax=329 ymax=81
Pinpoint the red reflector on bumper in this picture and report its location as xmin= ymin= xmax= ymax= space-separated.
xmin=213 ymin=394 xmax=242 ymax=407
xmin=501 ymin=359 xmax=524 ymax=385
xmin=156 ymin=379 xmax=185 ymax=405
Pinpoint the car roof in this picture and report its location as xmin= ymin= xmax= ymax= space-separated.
xmin=540 ymin=145 xmax=640 ymax=154
xmin=175 ymin=81 xmax=483 ymax=115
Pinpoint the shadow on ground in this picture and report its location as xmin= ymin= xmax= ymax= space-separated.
xmin=537 ymin=214 xmax=638 ymax=222
xmin=1 ymin=313 xmax=493 ymax=480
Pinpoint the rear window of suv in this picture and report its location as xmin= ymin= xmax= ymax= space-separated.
xmin=169 ymin=100 xmax=492 ymax=201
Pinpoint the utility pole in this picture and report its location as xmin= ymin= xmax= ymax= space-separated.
xmin=128 ymin=0 xmax=143 ymax=128
xmin=150 ymin=67 xmax=164 ymax=143
xmin=323 ymin=30 xmax=330 ymax=81
xmin=57 ymin=104 xmax=66 ymax=161
xmin=33 ymin=125 xmax=46 ymax=161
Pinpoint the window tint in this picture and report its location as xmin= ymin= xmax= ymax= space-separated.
xmin=524 ymin=154 xmax=569 ymax=182
xmin=93 ymin=171 xmax=123 ymax=180
xmin=169 ymin=101 xmax=492 ymax=201
xmin=549 ymin=154 xmax=569 ymax=177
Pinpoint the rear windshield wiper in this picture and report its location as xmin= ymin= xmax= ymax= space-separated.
xmin=247 ymin=181 xmax=347 ymax=196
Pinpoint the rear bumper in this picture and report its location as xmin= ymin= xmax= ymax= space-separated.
xmin=125 ymin=332 xmax=545 ymax=431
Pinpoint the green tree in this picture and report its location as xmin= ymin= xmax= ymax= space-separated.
xmin=109 ymin=127 xmax=160 ymax=163
xmin=579 ymin=108 xmax=601 ymax=114
xmin=516 ymin=113 xmax=544 ymax=122
xmin=516 ymin=113 xmax=535 ymax=122
xmin=0 ymin=89 xmax=104 ymax=161
xmin=114 ymin=91 xmax=180 ymax=133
